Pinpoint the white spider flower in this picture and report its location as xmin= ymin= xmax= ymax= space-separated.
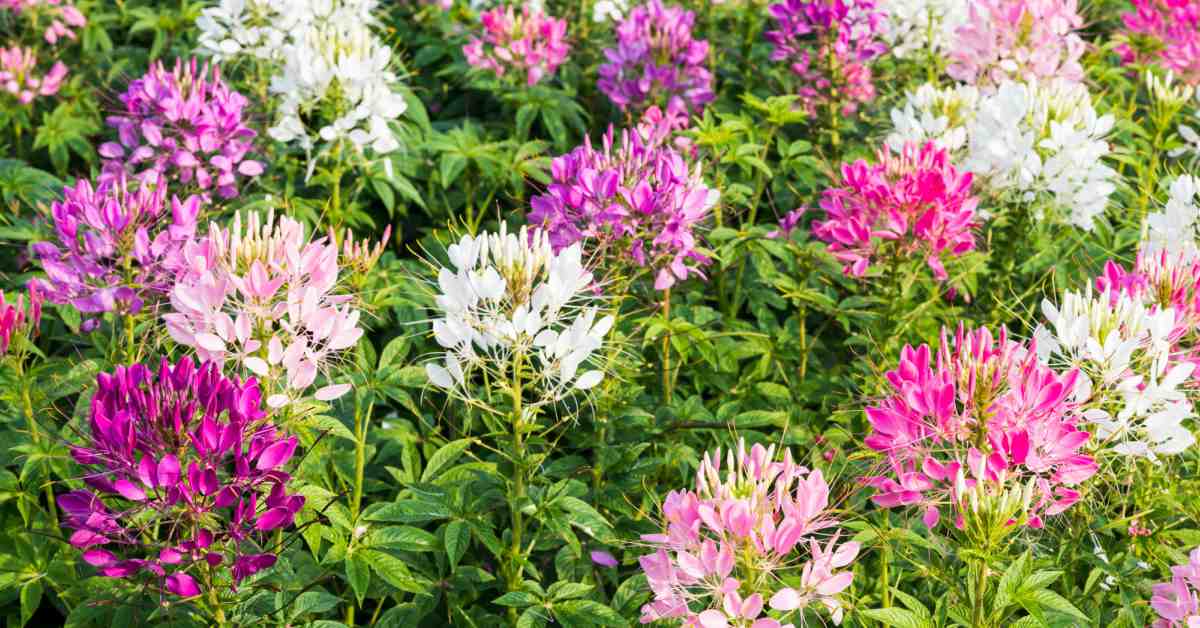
xmin=886 ymin=83 xmax=980 ymax=153
xmin=196 ymin=0 xmax=378 ymax=63
xmin=1143 ymin=175 xmax=1200 ymax=261
xmin=877 ymin=0 xmax=968 ymax=59
xmin=426 ymin=225 xmax=615 ymax=407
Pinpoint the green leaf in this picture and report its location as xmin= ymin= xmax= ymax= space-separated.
xmin=549 ymin=581 xmax=594 ymax=601
xmin=552 ymin=600 xmax=627 ymax=627
xmin=289 ymin=591 xmax=341 ymax=620
xmin=362 ymin=549 xmax=429 ymax=594
xmin=20 ymin=580 xmax=42 ymax=628
xmin=555 ymin=496 xmax=614 ymax=541
xmin=445 ymin=520 xmax=470 ymax=571
xmin=439 ymin=153 xmax=468 ymax=188
xmin=493 ymin=591 xmax=539 ymax=608
xmin=858 ymin=607 xmax=933 ymax=628
xmin=367 ymin=499 xmax=452 ymax=524
xmin=421 ymin=439 xmax=473 ymax=483
xmin=368 ymin=526 xmax=438 ymax=552
xmin=1016 ymin=589 xmax=1089 ymax=623
xmin=346 ymin=554 xmax=370 ymax=605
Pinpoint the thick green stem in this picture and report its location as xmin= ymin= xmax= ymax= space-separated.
xmin=506 ymin=355 xmax=526 ymax=627
xmin=661 ymin=288 xmax=673 ymax=404
xmin=971 ymin=559 xmax=988 ymax=628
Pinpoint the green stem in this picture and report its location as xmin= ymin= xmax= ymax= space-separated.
xmin=661 ymin=288 xmax=673 ymax=404
xmin=971 ymin=558 xmax=988 ymax=628
xmin=506 ymin=354 xmax=526 ymax=627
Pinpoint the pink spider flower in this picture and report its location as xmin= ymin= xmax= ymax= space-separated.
xmin=948 ymin=0 xmax=1086 ymax=86
xmin=638 ymin=439 xmax=860 ymax=626
xmin=1118 ymin=0 xmax=1200 ymax=84
xmin=527 ymin=107 xmax=716 ymax=291
xmin=99 ymin=58 xmax=263 ymax=199
xmin=0 ymin=283 xmax=42 ymax=355
xmin=764 ymin=0 xmax=888 ymax=116
xmin=1096 ymin=249 xmax=1200 ymax=374
xmin=0 ymin=0 xmax=86 ymax=45
xmin=597 ymin=0 xmax=714 ymax=114
xmin=30 ymin=177 xmax=200 ymax=326
xmin=1150 ymin=547 xmax=1200 ymax=627
xmin=811 ymin=141 xmax=979 ymax=282
xmin=0 ymin=45 xmax=66 ymax=105
xmin=861 ymin=324 xmax=1098 ymax=530
xmin=61 ymin=358 xmax=304 ymax=597
xmin=164 ymin=210 xmax=362 ymax=408
xmin=462 ymin=4 xmax=570 ymax=86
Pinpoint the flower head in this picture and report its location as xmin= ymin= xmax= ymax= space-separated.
xmin=878 ymin=0 xmax=967 ymax=59
xmin=100 ymin=58 xmax=262 ymax=199
xmin=0 ymin=0 xmax=86 ymax=45
xmin=61 ymin=358 xmax=303 ymax=596
xmin=886 ymin=83 xmax=981 ymax=154
xmin=1150 ymin=547 xmax=1200 ymax=627
xmin=195 ymin=0 xmax=378 ymax=63
xmin=463 ymin=4 xmax=570 ymax=86
xmin=0 ymin=45 xmax=66 ymax=105
xmin=638 ymin=439 xmax=859 ymax=626
xmin=1118 ymin=0 xmax=1200 ymax=85
xmin=0 ymin=283 xmax=42 ymax=355
xmin=948 ymin=0 xmax=1086 ymax=86
xmin=597 ymin=0 xmax=713 ymax=113
xmin=812 ymin=141 xmax=979 ymax=281
xmin=31 ymin=177 xmax=201 ymax=322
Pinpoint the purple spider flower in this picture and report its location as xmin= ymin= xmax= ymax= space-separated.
xmin=61 ymin=358 xmax=304 ymax=597
xmin=99 ymin=58 xmax=263 ymax=199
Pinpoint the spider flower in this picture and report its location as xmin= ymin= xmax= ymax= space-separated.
xmin=60 ymin=358 xmax=303 ymax=597
xmin=885 ymin=83 xmax=981 ymax=154
xmin=0 ymin=0 xmax=86 ymax=45
xmin=1119 ymin=0 xmax=1200 ymax=85
xmin=879 ymin=0 xmax=967 ymax=59
xmin=1143 ymin=175 xmax=1200 ymax=261
xmin=1150 ymin=547 xmax=1200 ymax=627
xmin=196 ymin=0 xmax=378 ymax=63
xmin=462 ymin=4 xmax=570 ymax=86
xmin=948 ymin=0 xmax=1086 ymax=86
xmin=527 ymin=111 xmax=717 ymax=291
xmin=862 ymin=324 xmax=1098 ymax=530
xmin=597 ymin=0 xmax=714 ymax=113
xmin=164 ymin=211 xmax=362 ymax=408
xmin=0 ymin=45 xmax=66 ymax=105
xmin=764 ymin=0 xmax=888 ymax=116
xmin=425 ymin=225 xmax=614 ymax=405
xmin=0 ymin=283 xmax=42 ymax=355
xmin=638 ymin=439 xmax=860 ymax=626
xmin=31 ymin=177 xmax=201 ymax=323
xmin=811 ymin=141 xmax=979 ymax=281
xmin=99 ymin=58 xmax=263 ymax=200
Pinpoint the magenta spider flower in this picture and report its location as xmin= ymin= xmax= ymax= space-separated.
xmin=527 ymin=109 xmax=717 ymax=291
xmin=1150 ymin=547 xmax=1200 ymax=627
xmin=764 ymin=0 xmax=888 ymax=116
xmin=1118 ymin=0 xmax=1200 ymax=85
xmin=30 ymin=177 xmax=200 ymax=325
xmin=638 ymin=439 xmax=860 ymax=626
xmin=60 ymin=358 xmax=304 ymax=597
xmin=0 ymin=0 xmax=86 ymax=45
xmin=462 ymin=4 xmax=570 ymax=86
xmin=597 ymin=0 xmax=714 ymax=114
xmin=164 ymin=210 xmax=362 ymax=407
xmin=948 ymin=0 xmax=1086 ymax=86
xmin=811 ymin=141 xmax=979 ymax=282
xmin=0 ymin=283 xmax=42 ymax=355
xmin=99 ymin=58 xmax=262 ymax=200
xmin=861 ymin=324 xmax=1098 ymax=530
xmin=0 ymin=46 xmax=66 ymax=105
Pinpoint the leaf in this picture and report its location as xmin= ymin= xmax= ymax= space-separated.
xmin=289 ymin=591 xmax=341 ymax=620
xmin=439 ymin=153 xmax=468 ymax=188
xmin=362 ymin=549 xmax=430 ymax=594
xmin=1017 ymin=589 xmax=1090 ymax=623
xmin=20 ymin=580 xmax=42 ymax=628
xmin=367 ymin=499 xmax=452 ymax=524
xmin=377 ymin=336 xmax=410 ymax=372
xmin=555 ymin=496 xmax=614 ymax=541
xmin=445 ymin=520 xmax=470 ymax=571
xmin=368 ymin=526 xmax=438 ymax=552
xmin=858 ymin=607 xmax=933 ymax=628
xmin=346 ymin=554 xmax=370 ymax=605
xmin=421 ymin=439 xmax=473 ymax=483
xmin=493 ymin=591 xmax=539 ymax=608
xmin=549 ymin=581 xmax=594 ymax=601
xmin=552 ymin=600 xmax=627 ymax=627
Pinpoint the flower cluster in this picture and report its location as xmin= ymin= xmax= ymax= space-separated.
xmin=1144 ymin=174 xmax=1200 ymax=260
xmin=948 ymin=0 xmax=1086 ymax=86
xmin=1119 ymin=0 xmax=1200 ymax=85
xmin=99 ymin=58 xmax=263 ymax=200
xmin=1151 ymin=547 xmax=1200 ymax=627
xmin=638 ymin=440 xmax=860 ymax=626
xmin=195 ymin=0 xmax=377 ymax=63
xmin=764 ymin=0 xmax=888 ymax=115
xmin=888 ymin=80 xmax=1117 ymax=230
xmin=425 ymin=225 xmax=613 ymax=403
xmin=0 ymin=45 xmax=65 ymax=105
xmin=878 ymin=0 xmax=967 ymax=59
xmin=31 ymin=178 xmax=200 ymax=323
xmin=164 ymin=211 xmax=362 ymax=408
xmin=863 ymin=325 xmax=1098 ymax=530
xmin=0 ymin=0 xmax=86 ymax=45
xmin=0 ymin=284 xmax=42 ymax=355
xmin=593 ymin=0 xmax=630 ymax=23
xmin=462 ymin=5 xmax=570 ymax=87
xmin=811 ymin=141 xmax=979 ymax=281
xmin=60 ymin=358 xmax=303 ymax=596
xmin=597 ymin=0 xmax=713 ymax=113
xmin=527 ymin=112 xmax=716 ymax=291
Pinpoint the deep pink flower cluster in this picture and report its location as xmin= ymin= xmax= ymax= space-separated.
xmin=0 ymin=45 xmax=65 ymax=104
xmin=0 ymin=283 xmax=41 ymax=355
xmin=1150 ymin=547 xmax=1200 ymax=627
xmin=31 ymin=177 xmax=200 ymax=324
xmin=597 ymin=0 xmax=714 ymax=113
xmin=948 ymin=0 xmax=1086 ymax=86
xmin=100 ymin=58 xmax=262 ymax=200
xmin=811 ymin=142 xmax=979 ymax=281
xmin=527 ymin=109 xmax=715 ymax=291
xmin=1118 ymin=0 xmax=1200 ymax=84
xmin=862 ymin=325 xmax=1098 ymax=529
xmin=0 ymin=0 xmax=86 ymax=45
xmin=462 ymin=5 xmax=570 ymax=86
xmin=639 ymin=440 xmax=860 ymax=626
xmin=60 ymin=358 xmax=304 ymax=596
xmin=764 ymin=0 xmax=887 ymax=116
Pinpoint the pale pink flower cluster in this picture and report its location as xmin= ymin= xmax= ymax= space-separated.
xmin=462 ymin=4 xmax=570 ymax=86
xmin=0 ymin=0 xmax=86 ymax=45
xmin=0 ymin=45 xmax=65 ymax=104
xmin=1150 ymin=547 xmax=1200 ymax=627
xmin=639 ymin=440 xmax=859 ymax=626
xmin=862 ymin=325 xmax=1098 ymax=530
xmin=163 ymin=211 xmax=362 ymax=408
xmin=948 ymin=0 xmax=1086 ymax=86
